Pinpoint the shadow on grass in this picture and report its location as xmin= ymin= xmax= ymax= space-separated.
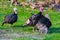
xmin=48 ymin=27 xmax=60 ymax=34
xmin=13 ymin=25 xmax=25 ymax=28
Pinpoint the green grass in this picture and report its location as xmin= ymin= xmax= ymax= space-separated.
xmin=0 ymin=1 xmax=60 ymax=40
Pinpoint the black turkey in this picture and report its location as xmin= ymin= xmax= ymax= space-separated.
xmin=2 ymin=7 xmax=18 ymax=26
xmin=23 ymin=12 xmax=52 ymax=34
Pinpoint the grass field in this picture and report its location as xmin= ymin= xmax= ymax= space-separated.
xmin=0 ymin=1 xmax=60 ymax=40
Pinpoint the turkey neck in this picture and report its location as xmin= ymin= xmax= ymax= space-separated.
xmin=14 ymin=12 xmax=17 ymax=15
